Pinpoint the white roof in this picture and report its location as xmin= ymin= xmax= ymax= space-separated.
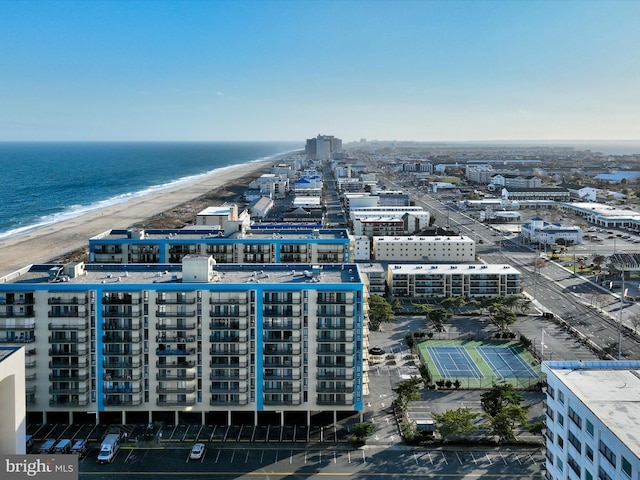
xmin=388 ymin=264 xmax=519 ymax=275
xmin=375 ymin=235 xmax=473 ymax=243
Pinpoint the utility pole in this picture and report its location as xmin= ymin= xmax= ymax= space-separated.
xmin=619 ymin=265 xmax=625 ymax=360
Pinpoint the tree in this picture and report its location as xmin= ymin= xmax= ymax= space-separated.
xmin=441 ymin=296 xmax=467 ymax=315
xmin=367 ymin=295 xmax=395 ymax=331
xmin=488 ymin=304 xmax=516 ymax=331
xmin=352 ymin=422 xmax=375 ymax=441
xmin=481 ymin=384 xmax=530 ymax=443
xmin=517 ymin=298 xmax=532 ymax=314
xmin=431 ymin=407 xmax=478 ymax=441
xmin=428 ymin=308 xmax=452 ymax=332
xmin=390 ymin=298 xmax=404 ymax=313
xmin=481 ymin=383 xmax=526 ymax=417
xmin=632 ymin=315 xmax=640 ymax=334
xmin=392 ymin=376 xmax=423 ymax=402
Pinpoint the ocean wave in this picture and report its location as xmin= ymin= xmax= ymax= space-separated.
xmin=0 ymin=148 xmax=300 ymax=241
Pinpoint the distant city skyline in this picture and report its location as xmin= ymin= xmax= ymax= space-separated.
xmin=1 ymin=0 xmax=639 ymax=142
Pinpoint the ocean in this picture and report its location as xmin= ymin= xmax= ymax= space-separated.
xmin=0 ymin=142 xmax=301 ymax=240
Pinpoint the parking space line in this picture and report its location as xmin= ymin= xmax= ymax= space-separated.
xmin=513 ymin=453 xmax=522 ymax=465
xmin=528 ymin=453 xmax=537 ymax=465
xmin=245 ymin=450 xmax=250 ymax=463
xmin=441 ymin=451 xmax=448 ymax=465
xmin=412 ymin=450 xmax=418 ymax=465
xmin=333 ymin=451 xmax=337 ymax=464
xmin=456 ymin=452 xmax=463 ymax=465
xmin=304 ymin=451 xmax=307 ymax=464
xmin=500 ymin=452 xmax=508 ymax=465
xmin=215 ymin=449 xmax=221 ymax=464
xmin=362 ymin=450 xmax=366 ymax=464
xmin=125 ymin=449 xmax=135 ymax=463
xmin=427 ymin=452 xmax=433 ymax=465
xmin=260 ymin=450 xmax=265 ymax=464
xmin=485 ymin=453 xmax=493 ymax=465
xmin=318 ymin=451 xmax=322 ymax=464
xmin=348 ymin=450 xmax=351 ymax=464
xmin=470 ymin=452 xmax=477 ymax=464
xmin=289 ymin=450 xmax=293 ymax=464
xmin=230 ymin=450 xmax=236 ymax=463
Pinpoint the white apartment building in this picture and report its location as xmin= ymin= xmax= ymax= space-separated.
xmin=387 ymin=263 xmax=520 ymax=298
xmin=248 ymin=174 xmax=289 ymax=199
xmin=353 ymin=236 xmax=371 ymax=261
xmin=542 ymin=361 xmax=640 ymax=480
xmin=0 ymin=260 xmax=366 ymax=427
xmin=373 ymin=235 xmax=475 ymax=262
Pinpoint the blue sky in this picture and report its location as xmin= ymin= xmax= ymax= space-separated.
xmin=1 ymin=0 xmax=639 ymax=142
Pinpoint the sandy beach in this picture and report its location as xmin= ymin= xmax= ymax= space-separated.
xmin=0 ymin=160 xmax=272 ymax=277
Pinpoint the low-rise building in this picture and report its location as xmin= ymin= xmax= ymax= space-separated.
xmin=0 ymin=346 xmax=25 ymax=454
xmin=387 ymin=263 xmax=520 ymax=299
xmin=372 ymin=235 xmax=475 ymax=262
xmin=521 ymin=218 xmax=583 ymax=245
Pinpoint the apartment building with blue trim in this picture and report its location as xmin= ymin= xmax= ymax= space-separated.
xmin=0 ymin=259 xmax=366 ymax=427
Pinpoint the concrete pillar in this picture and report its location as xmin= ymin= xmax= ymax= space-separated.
xmin=227 ymin=410 xmax=231 ymax=425
xmin=333 ymin=410 xmax=337 ymax=427
xmin=254 ymin=411 xmax=258 ymax=425
xmin=122 ymin=411 xmax=126 ymax=425
xmin=306 ymin=410 xmax=311 ymax=427
xmin=174 ymin=411 xmax=178 ymax=425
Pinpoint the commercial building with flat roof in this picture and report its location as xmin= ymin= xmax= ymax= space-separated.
xmin=542 ymin=361 xmax=640 ymax=480
xmin=0 ymin=259 xmax=366 ymax=427
xmin=387 ymin=263 xmax=520 ymax=299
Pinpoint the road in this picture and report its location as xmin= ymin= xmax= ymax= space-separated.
xmin=381 ymin=174 xmax=640 ymax=360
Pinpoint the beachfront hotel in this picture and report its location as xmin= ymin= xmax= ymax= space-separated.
xmin=88 ymin=227 xmax=354 ymax=265
xmin=0 ymin=259 xmax=366 ymax=426
xmin=387 ymin=263 xmax=521 ymax=298
xmin=541 ymin=361 xmax=640 ymax=480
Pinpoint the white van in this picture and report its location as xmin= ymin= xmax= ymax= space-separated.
xmin=54 ymin=439 xmax=71 ymax=454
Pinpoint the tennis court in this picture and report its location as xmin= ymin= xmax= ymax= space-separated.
xmin=426 ymin=346 xmax=483 ymax=379
xmin=477 ymin=346 xmax=538 ymax=379
xmin=418 ymin=340 xmax=543 ymax=389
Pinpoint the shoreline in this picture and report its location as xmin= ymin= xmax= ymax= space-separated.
xmin=0 ymin=158 xmax=275 ymax=277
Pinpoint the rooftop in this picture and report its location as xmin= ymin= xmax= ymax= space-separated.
xmin=544 ymin=360 xmax=640 ymax=459
xmin=388 ymin=264 xmax=519 ymax=275
xmin=374 ymin=235 xmax=474 ymax=243
xmin=1 ymin=262 xmax=362 ymax=287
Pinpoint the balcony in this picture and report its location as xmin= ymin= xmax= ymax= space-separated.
xmin=25 ymin=385 xmax=36 ymax=395
xmin=209 ymin=359 xmax=247 ymax=368
xmin=48 ymin=336 xmax=89 ymax=344
xmin=102 ymin=295 xmax=140 ymax=305
xmin=210 ymin=396 xmax=248 ymax=406
xmin=49 ymin=385 xmax=91 ymax=394
xmin=103 ymin=359 xmax=142 ymax=368
xmin=25 ymin=373 xmax=37 ymax=382
xmin=317 ymin=360 xmax=353 ymax=368
xmin=156 ymin=310 xmax=197 ymax=317
xmin=317 ymin=372 xmax=354 ymax=380
xmin=209 ymin=309 xmax=243 ymax=318
xmin=156 ymin=347 xmax=196 ymax=356
xmin=156 ymin=297 xmax=196 ymax=305
xmin=263 ymin=335 xmax=299 ymax=343
xmin=263 ymin=384 xmax=301 ymax=393
xmin=263 ymin=321 xmax=300 ymax=330
xmin=316 ymin=385 xmax=353 ymax=393
xmin=263 ymin=309 xmax=298 ymax=318
xmin=50 ymin=373 xmax=90 ymax=382
xmin=156 ymin=372 xmax=196 ymax=381
xmin=0 ymin=311 xmax=35 ymax=318
xmin=210 ymin=346 xmax=247 ymax=355
xmin=103 ymin=310 xmax=142 ymax=318
xmin=49 ymin=322 xmax=89 ymax=331
xmin=104 ymin=347 xmax=143 ymax=356
xmin=209 ymin=371 xmax=247 ymax=381
xmin=48 ymin=296 xmax=88 ymax=305
xmin=104 ymin=372 xmax=142 ymax=381
xmin=263 ymin=358 xmax=301 ymax=368
xmin=102 ymin=385 xmax=142 ymax=394
xmin=316 ymin=398 xmax=354 ymax=406
xmin=209 ymin=334 xmax=244 ymax=342
xmin=49 ymin=348 xmax=88 ymax=356
xmin=156 ymin=322 xmax=196 ymax=331
xmin=317 ymin=336 xmax=353 ymax=343
xmin=0 ymin=321 xmax=36 ymax=330
xmin=210 ymin=297 xmax=247 ymax=305
xmin=0 ymin=297 xmax=35 ymax=306
xmin=317 ymin=296 xmax=350 ymax=304
xmin=105 ymin=397 xmax=144 ymax=406
xmin=316 ymin=309 xmax=352 ymax=317
xmin=103 ymin=320 xmax=142 ymax=330
xmin=156 ymin=399 xmax=197 ymax=407
xmin=103 ymin=334 xmax=143 ymax=344
xmin=316 ymin=322 xmax=353 ymax=330
xmin=156 ymin=360 xmax=196 ymax=368
xmin=263 ymin=346 xmax=301 ymax=355
xmin=209 ymin=384 xmax=248 ymax=394
xmin=157 ymin=385 xmax=197 ymax=394
xmin=210 ymin=320 xmax=244 ymax=331
xmin=263 ymin=372 xmax=301 ymax=380
xmin=156 ymin=334 xmax=196 ymax=343
xmin=49 ymin=398 xmax=90 ymax=407
xmin=263 ymin=398 xmax=301 ymax=406
xmin=317 ymin=347 xmax=354 ymax=355
xmin=48 ymin=310 xmax=86 ymax=318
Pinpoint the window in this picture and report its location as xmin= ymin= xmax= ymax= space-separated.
xmin=546 ymin=405 xmax=554 ymax=421
xmin=547 ymin=384 xmax=555 ymax=400
xmin=586 ymin=419 xmax=594 ymax=437
xmin=586 ymin=444 xmax=593 ymax=462
xmin=567 ymin=454 xmax=580 ymax=477
xmin=568 ymin=430 xmax=581 ymax=453
xmin=622 ymin=456 xmax=632 ymax=478
xmin=585 ymin=470 xmax=593 ymax=480
xmin=558 ymin=390 xmax=565 ymax=404
xmin=598 ymin=466 xmax=612 ymax=480
xmin=557 ymin=413 xmax=564 ymax=426
xmin=557 ymin=435 xmax=564 ymax=449
xmin=599 ymin=440 xmax=616 ymax=468
xmin=568 ymin=407 xmax=582 ymax=429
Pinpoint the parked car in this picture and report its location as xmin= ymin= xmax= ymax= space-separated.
xmin=190 ymin=443 xmax=205 ymax=460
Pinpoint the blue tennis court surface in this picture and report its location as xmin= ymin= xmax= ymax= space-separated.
xmin=427 ymin=346 xmax=483 ymax=379
xmin=477 ymin=346 xmax=537 ymax=379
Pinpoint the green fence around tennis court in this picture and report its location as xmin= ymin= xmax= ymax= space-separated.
xmin=417 ymin=339 xmax=544 ymax=390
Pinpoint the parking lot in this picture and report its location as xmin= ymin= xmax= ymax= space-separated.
xmin=78 ymin=444 xmax=544 ymax=479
